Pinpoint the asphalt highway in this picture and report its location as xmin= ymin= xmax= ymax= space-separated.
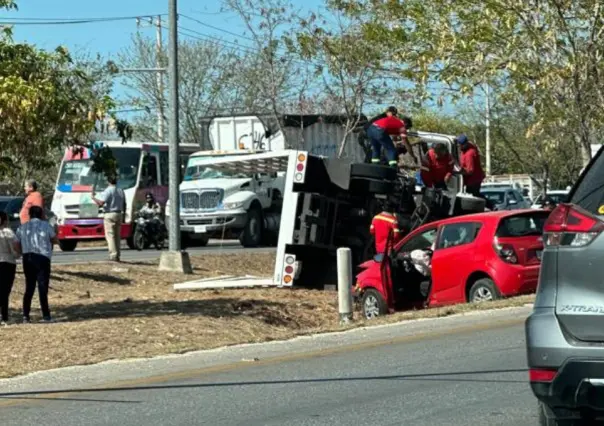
xmin=51 ymin=240 xmax=274 ymax=264
xmin=0 ymin=307 xmax=537 ymax=426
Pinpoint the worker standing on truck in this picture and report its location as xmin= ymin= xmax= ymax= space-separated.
xmin=420 ymin=143 xmax=455 ymax=189
xmin=370 ymin=200 xmax=405 ymax=262
xmin=456 ymin=134 xmax=485 ymax=197
xmin=366 ymin=107 xmax=415 ymax=167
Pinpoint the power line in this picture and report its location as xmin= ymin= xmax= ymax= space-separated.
xmin=180 ymin=14 xmax=255 ymax=42
xmin=0 ymin=14 xmax=166 ymax=25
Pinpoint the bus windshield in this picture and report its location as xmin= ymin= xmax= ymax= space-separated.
xmin=57 ymin=148 xmax=141 ymax=192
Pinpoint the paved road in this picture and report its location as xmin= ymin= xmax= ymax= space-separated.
xmin=0 ymin=307 xmax=537 ymax=425
xmin=51 ymin=240 xmax=274 ymax=264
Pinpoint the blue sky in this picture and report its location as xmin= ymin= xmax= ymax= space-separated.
xmin=1 ymin=0 xmax=461 ymax=116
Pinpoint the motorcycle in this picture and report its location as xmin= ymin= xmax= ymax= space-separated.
xmin=132 ymin=211 xmax=167 ymax=251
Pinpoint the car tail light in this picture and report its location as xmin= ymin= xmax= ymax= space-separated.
xmin=543 ymin=203 xmax=604 ymax=247
xmin=493 ymin=237 xmax=518 ymax=263
xmin=529 ymin=368 xmax=558 ymax=383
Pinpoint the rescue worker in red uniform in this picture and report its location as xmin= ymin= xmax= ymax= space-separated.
xmin=420 ymin=143 xmax=455 ymax=189
xmin=456 ymin=134 xmax=485 ymax=197
xmin=370 ymin=201 xmax=404 ymax=262
xmin=366 ymin=106 xmax=414 ymax=167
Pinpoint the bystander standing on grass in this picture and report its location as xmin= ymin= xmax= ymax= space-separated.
xmin=13 ymin=206 xmax=58 ymax=323
xmin=0 ymin=211 xmax=17 ymax=325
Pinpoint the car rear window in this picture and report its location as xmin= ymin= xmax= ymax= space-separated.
xmin=570 ymin=146 xmax=604 ymax=214
xmin=496 ymin=212 xmax=550 ymax=237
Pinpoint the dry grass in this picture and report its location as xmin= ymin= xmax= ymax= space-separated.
xmin=0 ymin=253 xmax=535 ymax=379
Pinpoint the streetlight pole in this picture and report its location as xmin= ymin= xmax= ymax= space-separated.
xmin=485 ymin=83 xmax=491 ymax=176
xmin=159 ymin=0 xmax=192 ymax=273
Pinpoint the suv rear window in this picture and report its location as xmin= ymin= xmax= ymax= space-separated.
xmin=570 ymin=146 xmax=604 ymax=214
xmin=496 ymin=212 xmax=550 ymax=237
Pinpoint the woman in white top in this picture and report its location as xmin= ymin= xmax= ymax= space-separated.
xmin=0 ymin=211 xmax=17 ymax=324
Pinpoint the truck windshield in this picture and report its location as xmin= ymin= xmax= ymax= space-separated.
xmin=57 ymin=148 xmax=141 ymax=192
xmin=184 ymin=165 xmax=248 ymax=181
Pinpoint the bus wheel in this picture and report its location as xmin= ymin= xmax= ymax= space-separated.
xmin=58 ymin=240 xmax=78 ymax=252
xmin=126 ymin=235 xmax=136 ymax=250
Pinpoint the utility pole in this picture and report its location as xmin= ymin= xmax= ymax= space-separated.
xmin=156 ymin=15 xmax=165 ymax=143
xmin=159 ymin=0 xmax=192 ymax=273
xmin=485 ymin=83 xmax=491 ymax=176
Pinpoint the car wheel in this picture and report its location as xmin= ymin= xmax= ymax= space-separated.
xmin=361 ymin=288 xmax=388 ymax=319
xmin=350 ymin=163 xmax=397 ymax=181
xmin=239 ymin=207 xmax=263 ymax=248
xmin=58 ymin=240 xmax=78 ymax=252
xmin=468 ymin=278 xmax=501 ymax=303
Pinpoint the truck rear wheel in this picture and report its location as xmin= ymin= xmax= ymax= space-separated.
xmin=239 ymin=207 xmax=263 ymax=248
xmin=58 ymin=240 xmax=78 ymax=252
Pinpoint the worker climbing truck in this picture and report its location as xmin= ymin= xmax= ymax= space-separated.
xmin=178 ymin=131 xmax=486 ymax=290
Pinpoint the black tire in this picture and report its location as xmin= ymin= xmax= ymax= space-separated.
xmin=154 ymin=236 xmax=166 ymax=250
xmin=239 ymin=207 xmax=263 ymax=248
xmin=181 ymin=232 xmax=190 ymax=250
xmin=350 ymin=178 xmax=393 ymax=195
xmin=126 ymin=235 xmax=136 ymax=250
xmin=197 ymin=235 xmax=210 ymax=247
xmin=133 ymin=229 xmax=145 ymax=251
xmin=58 ymin=240 xmax=78 ymax=252
xmin=468 ymin=277 xmax=501 ymax=303
xmin=350 ymin=163 xmax=397 ymax=181
xmin=361 ymin=288 xmax=388 ymax=319
xmin=458 ymin=195 xmax=486 ymax=213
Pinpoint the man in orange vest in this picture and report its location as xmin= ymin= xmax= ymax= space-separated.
xmin=370 ymin=200 xmax=404 ymax=261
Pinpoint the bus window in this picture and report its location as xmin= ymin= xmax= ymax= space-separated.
xmin=140 ymin=153 xmax=159 ymax=188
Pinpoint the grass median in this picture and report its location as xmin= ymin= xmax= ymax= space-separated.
xmin=0 ymin=253 xmax=534 ymax=379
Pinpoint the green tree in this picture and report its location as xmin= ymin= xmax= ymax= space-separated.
xmin=331 ymin=0 xmax=604 ymax=167
xmin=0 ymin=1 xmax=129 ymax=188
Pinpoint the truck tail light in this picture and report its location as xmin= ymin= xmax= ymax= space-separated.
xmin=492 ymin=237 xmax=518 ymax=264
xmin=281 ymin=254 xmax=296 ymax=286
xmin=543 ymin=203 xmax=604 ymax=247
xmin=294 ymin=152 xmax=307 ymax=183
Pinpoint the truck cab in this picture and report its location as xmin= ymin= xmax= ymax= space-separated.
xmin=169 ymin=150 xmax=285 ymax=248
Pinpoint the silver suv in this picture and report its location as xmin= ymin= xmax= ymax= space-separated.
xmin=526 ymin=148 xmax=604 ymax=424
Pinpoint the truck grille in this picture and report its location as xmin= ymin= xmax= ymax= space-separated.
xmin=181 ymin=190 xmax=222 ymax=210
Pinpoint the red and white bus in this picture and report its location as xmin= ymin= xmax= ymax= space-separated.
xmin=50 ymin=141 xmax=199 ymax=251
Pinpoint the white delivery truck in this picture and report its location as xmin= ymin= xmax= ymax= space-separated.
xmin=173 ymin=131 xmax=485 ymax=291
xmin=170 ymin=114 xmax=367 ymax=248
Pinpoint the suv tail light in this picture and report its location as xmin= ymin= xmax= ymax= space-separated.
xmin=529 ymin=368 xmax=558 ymax=383
xmin=543 ymin=203 xmax=604 ymax=247
xmin=493 ymin=237 xmax=518 ymax=263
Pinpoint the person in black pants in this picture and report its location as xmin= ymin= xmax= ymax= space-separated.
xmin=0 ymin=212 xmax=17 ymax=324
xmin=13 ymin=206 xmax=58 ymax=323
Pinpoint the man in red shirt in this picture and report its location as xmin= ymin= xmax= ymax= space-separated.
xmin=420 ymin=143 xmax=455 ymax=189
xmin=366 ymin=106 xmax=414 ymax=167
xmin=456 ymin=134 xmax=485 ymax=197
xmin=370 ymin=201 xmax=404 ymax=261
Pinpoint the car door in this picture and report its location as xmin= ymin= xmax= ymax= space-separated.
xmin=430 ymin=221 xmax=483 ymax=305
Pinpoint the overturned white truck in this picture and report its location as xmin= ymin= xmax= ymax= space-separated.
xmin=171 ymin=114 xmax=367 ymax=248
xmin=174 ymin=131 xmax=486 ymax=291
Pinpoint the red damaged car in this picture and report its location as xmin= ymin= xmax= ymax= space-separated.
xmin=355 ymin=209 xmax=549 ymax=319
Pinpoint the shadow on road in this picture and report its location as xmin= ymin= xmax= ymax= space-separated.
xmin=51 ymin=298 xmax=290 ymax=324
xmin=0 ymin=368 xmax=528 ymax=400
